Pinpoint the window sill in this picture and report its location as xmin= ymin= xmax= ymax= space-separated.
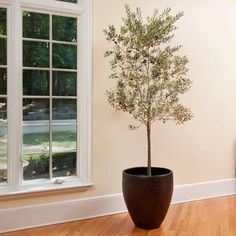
xmin=0 ymin=180 xmax=94 ymax=200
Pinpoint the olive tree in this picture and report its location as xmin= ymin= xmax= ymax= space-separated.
xmin=104 ymin=5 xmax=193 ymax=176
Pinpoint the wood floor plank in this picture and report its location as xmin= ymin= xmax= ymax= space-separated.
xmin=1 ymin=195 xmax=236 ymax=236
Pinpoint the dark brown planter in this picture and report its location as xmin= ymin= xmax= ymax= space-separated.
xmin=122 ymin=167 xmax=173 ymax=229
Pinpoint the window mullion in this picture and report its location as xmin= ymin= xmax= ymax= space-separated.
xmin=8 ymin=1 xmax=23 ymax=187
xmin=49 ymin=13 xmax=53 ymax=180
xmin=78 ymin=0 xmax=92 ymax=182
xmin=19 ymin=0 xmax=83 ymax=16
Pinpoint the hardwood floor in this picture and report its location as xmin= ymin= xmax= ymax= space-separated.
xmin=1 ymin=195 xmax=236 ymax=236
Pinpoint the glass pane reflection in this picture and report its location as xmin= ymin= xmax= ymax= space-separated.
xmin=0 ymin=68 xmax=7 ymax=95
xmin=23 ymin=70 xmax=49 ymax=96
xmin=0 ymin=98 xmax=7 ymax=125
xmin=52 ymin=15 xmax=77 ymax=42
xmin=23 ymin=126 xmax=49 ymax=154
xmin=52 ymin=44 xmax=77 ymax=69
xmin=23 ymin=99 xmax=49 ymax=123
xmin=0 ymin=8 xmax=7 ymax=36
xmin=52 ymin=152 xmax=76 ymax=177
xmin=23 ymin=41 xmax=49 ymax=68
xmin=0 ymin=156 xmax=7 ymax=183
xmin=52 ymin=99 xmax=76 ymax=123
xmin=0 ymin=127 xmax=7 ymax=157
xmin=23 ymin=154 xmax=49 ymax=180
xmin=52 ymin=125 xmax=76 ymax=152
xmin=52 ymin=71 xmax=76 ymax=96
xmin=23 ymin=11 xmax=49 ymax=40
xmin=0 ymin=127 xmax=7 ymax=183
xmin=0 ymin=38 xmax=7 ymax=65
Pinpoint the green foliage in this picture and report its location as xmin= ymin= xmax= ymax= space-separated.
xmin=0 ymin=38 xmax=7 ymax=65
xmin=0 ymin=98 xmax=7 ymax=121
xmin=52 ymin=44 xmax=77 ymax=69
xmin=104 ymin=5 xmax=193 ymax=126
xmin=52 ymin=15 xmax=77 ymax=42
xmin=22 ymin=11 xmax=77 ymax=69
xmin=23 ymin=41 xmax=49 ymax=68
xmin=23 ymin=132 xmax=49 ymax=146
xmin=23 ymin=130 xmax=76 ymax=148
xmin=23 ymin=70 xmax=49 ymax=96
xmin=23 ymin=154 xmax=49 ymax=180
xmin=23 ymin=99 xmax=49 ymax=121
xmin=52 ymin=152 xmax=76 ymax=177
xmin=104 ymin=5 xmax=193 ymax=175
xmin=23 ymin=153 xmax=76 ymax=180
xmin=0 ymin=68 xmax=7 ymax=95
xmin=53 ymin=72 xmax=77 ymax=96
xmin=52 ymin=131 xmax=76 ymax=148
xmin=0 ymin=8 xmax=7 ymax=36
xmin=23 ymin=11 xmax=49 ymax=39
xmin=52 ymin=99 xmax=77 ymax=120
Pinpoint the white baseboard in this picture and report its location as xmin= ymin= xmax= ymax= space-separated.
xmin=1 ymin=178 xmax=236 ymax=233
xmin=172 ymin=178 xmax=236 ymax=203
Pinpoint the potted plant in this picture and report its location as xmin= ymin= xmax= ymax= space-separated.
xmin=104 ymin=5 xmax=192 ymax=229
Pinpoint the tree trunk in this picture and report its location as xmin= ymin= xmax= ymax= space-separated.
xmin=147 ymin=122 xmax=151 ymax=176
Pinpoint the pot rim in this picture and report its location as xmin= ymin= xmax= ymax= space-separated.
xmin=123 ymin=166 xmax=173 ymax=177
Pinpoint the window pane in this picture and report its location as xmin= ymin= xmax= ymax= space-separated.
xmin=0 ymin=8 xmax=7 ymax=36
xmin=52 ymin=44 xmax=77 ymax=69
xmin=23 ymin=70 xmax=49 ymax=96
xmin=23 ymin=41 xmax=49 ymax=68
xmin=23 ymin=99 xmax=49 ymax=123
xmin=0 ymin=68 xmax=7 ymax=95
xmin=52 ymin=152 xmax=76 ymax=177
xmin=0 ymin=98 xmax=7 ymax=125
xmin=23 ymin=126 xmax=49 ymax=154
xmin=0 ymin=127 xmax=7 ymax=157
xmin=52 ymin=126 xmax=76 ymax=152
xmin=21 ymin=9 xmax=80 ymax=183
xmin=52 ymin=71 xmax=76 ymax=96
xmin=0 ymin=156 xmax=7 ymax=183
xmin=23 ymin=12 xmax=49 ymax=40
xmin=23 ymin=154 xmax=49 ymax=180
xmin=0 ymin=127 xmax=7 ymax=183
xmin=52 ymin=15 xmax=77 ymax=42
xmin=56 ymin=0 xmax=77 ymax=3
xmin=52 ymin=99 xmax=76 ymax=123
xmin=0 ymin=38 xmax=7 ymax=65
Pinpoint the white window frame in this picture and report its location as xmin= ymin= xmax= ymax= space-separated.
xmin=0 ymin=0 xmax=92 ymax=196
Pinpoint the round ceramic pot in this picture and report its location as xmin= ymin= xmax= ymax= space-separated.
xmin=122 ymin=167 xmax=173 ymax=229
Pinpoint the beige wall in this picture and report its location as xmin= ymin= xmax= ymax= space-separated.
xmin=2 ymin=0 xmax=236 ymax=207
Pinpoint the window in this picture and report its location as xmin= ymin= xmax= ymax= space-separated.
xmin=0 ymin=7 xmax=7 ymax=184
xmin=0 ymin=0 xmax=92 ymax=195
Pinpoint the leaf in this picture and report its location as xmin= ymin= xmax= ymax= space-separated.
xmin=104 ymin=5 xmax=192 ymax=126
